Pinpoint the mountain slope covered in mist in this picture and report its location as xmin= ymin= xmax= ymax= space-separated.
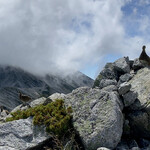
xmin=0 ymin=65 xmax=94 ymax=110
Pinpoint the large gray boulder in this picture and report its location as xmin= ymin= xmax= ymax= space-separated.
xmin=64 ymin=87 xmax=123 ymax=150
xmin=48 ymin=92 xmax=66 ymax=101
xmin=127 ymin=68 xmax=150 ymax=138
xmin=123 ymin=91 xmax=138 ymax=107
xmin=118 ymin=82 xmax=131 ymax=95
xmin=114 ymin=57 xmax=130 ymax=73
xmin=0 ymin=117 xmax=50 ymax=150
xmin=99 ymin=79 xmax=117 ymax=89
xmin=93 ymin=63 xmax=117 ymax=87
xmin=128 ymin=68 xmax=150 ymax=109
xmin=118 ymin=73 xmax=133 ymax=85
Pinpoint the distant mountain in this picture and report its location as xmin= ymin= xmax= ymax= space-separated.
xmin=0 ymin=65 xmax=94 ymax=110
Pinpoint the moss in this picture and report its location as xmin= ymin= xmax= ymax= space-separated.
xmin=6 ymin=99 xmax=72 ymax=137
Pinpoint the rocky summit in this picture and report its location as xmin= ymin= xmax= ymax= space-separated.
xmin=1 ymin=56 xmax=150 ymax=150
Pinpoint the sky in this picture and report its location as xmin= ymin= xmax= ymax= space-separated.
xmin=0 ymin=0 xmax=150 ymax=79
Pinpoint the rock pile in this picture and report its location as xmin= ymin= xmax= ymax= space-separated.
xmin=1 ymin=56 xmax=150 ymax=150
xmin=94 ymin=56 xmax=150 ymax=150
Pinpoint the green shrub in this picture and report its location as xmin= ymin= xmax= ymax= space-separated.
xmin=6 ymin=99 xmax=72 ymax=137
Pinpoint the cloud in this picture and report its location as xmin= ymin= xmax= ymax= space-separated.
xmin=0 ymin=0 xmax=149 ymax=78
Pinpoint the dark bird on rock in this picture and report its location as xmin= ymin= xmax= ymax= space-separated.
xmin=19 ymin=92 xmax=31 ymax=106
xmin=139 ymin=45 xmax=150 ymax=65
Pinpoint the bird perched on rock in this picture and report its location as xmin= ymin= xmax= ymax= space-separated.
xmin=139 ymin=45 xmax=150 ymax=65
xmin=19 ymin=92 xmax=31 ymax=106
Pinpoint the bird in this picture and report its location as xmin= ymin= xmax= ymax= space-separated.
xmin=139 ymin=45 xmax=150 ymax=65
xmin=19 ymin=92 xmax=32 ymax=107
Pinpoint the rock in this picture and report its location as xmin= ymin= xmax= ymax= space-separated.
xmin=128 ymin=68 xmax=150 ymax=110
xmin=123 ymin=91 xmax=138 ymax=107
xmin=137 ymin=138 xmax=150 ymax=148
xmin=0 ymin=108 xmax=10 ymax=123
xmin=123 ymin=120 xmax=130 ymax=136
xmin=118 ymin=73 xmax=133 ymax=85
xmin=30 ymin=97 xmax=50 ymax=107
xmin=48 ymin=93 xmax=66 ymax=101
xmin=114 ymin=57 xmax=130 ymax=73
xmin=0 ymin=117 xmax=50 ymax=150
xmin=0 ymin=146 xmax=16 ymax=150
xmin=116 ymin=140 xmax=129 ymax=150
xmin=128 ymin=140 xmax=138 ymax=149
xmin=0 ymin=110 xmax=8 ymax=118
xmin=129 ymin=60 xmax=134 ymax=69
xmin=64 ymin=140 xmax=74 ymax=150
xmin=97 ymin=147 xmax=110 ymax=150
xmin=128 ymin=99 xmax=142 ymax=110
xmin=10 ymin=97 xmax=47 ymax=113
xmin=131 ymin=147 xmax=140 ymax=150
xmin=64 ymin=87 xmax=123 ymax=150
xmin=128 ymin=111 xmax=150 ymax=138
xmin=101 ymin=85 xmax=118 ymax=92
xmin=118 ymin=82 xmax=131 ymax=95
xmin=99 ymin=79 xmax=117 ymax=89
xmin=132 ymin=58 xmax=145 ymax=71
xmin=93 ymin=63 xmax=117 ymax=87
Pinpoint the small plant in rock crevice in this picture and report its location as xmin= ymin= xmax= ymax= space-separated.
xmin=6 ymin=99 xmax=73 ymax=137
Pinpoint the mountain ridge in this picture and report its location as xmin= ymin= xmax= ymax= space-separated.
xmin=0 ymin=65 xmax=94 ymax=110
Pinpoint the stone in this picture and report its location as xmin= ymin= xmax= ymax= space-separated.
xmin=118 ymin=73 xmax=133 ymax=85
xmin=138 ymin=138 xmax=150 ymax=148
xmin=11 ymin=97 xmax=47 ymax=113
xmin=128 ymin=99 xmax=142 ymax=110
xmin=0 ymin=117 xmax=50 ymax=150
xmin=101 ymin=85 xmax=118 ymax=92
xmin=0 ymin=108 xmax=9 ymax=123
xmin=30 ymin=97 xmax=50 ymax=107
xmin=97 ymin=147 xmax=110 ymax=150
xmin=0 ymin=146 xmax=16 ymax=150
xmin=99 ymin=79 xmax=117 ymax=89
xmin=114 ymin=57 xmax=130 ymax=73
xmin=128 ymin=111 xmax=150 ymax=138
xmin=123 ymin=120 xmax=130 ymax=136
xmin=128 ymin=140 xmax=138 ymax=149
xmin=64 ymin=140 xmax=74 ymax=150
xmin=116 ymin=140 xmax=129 ymax=150
xmin=118 ymin=82 xmax=131 ymax=95
xmin=0 ymin=110 xmax=8 ymax=118
xmin=48 ymin=93 xmax=66 ymax=101
xmin=64 ymin=87 xmax=123 ymax=150
xmin=93 ymin=63 xmax=117 ymax=88
xmin=132 ymin=58 xmax=145 ymax=71
xmin=123 ymin=91 xmax=138 ymax=107
xmin=129 ymin=60 xmax=134 ymax=69
xmin=128 ymin=68 xmax=150 ymax=110
xmin=131 ymin=147 xmax=140 ymax=150
xmin=4 ymin=97 xmax=52 ymax=122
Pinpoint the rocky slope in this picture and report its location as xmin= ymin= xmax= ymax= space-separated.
xmin=0 ymin=65 xmax=93 ymax=111
xmin=1 ymin=56 xmax=150 ymax=150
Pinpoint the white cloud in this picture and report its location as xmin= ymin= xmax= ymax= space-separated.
xmin=139 ymin=0 xmax=150 ymax=5
xmin=0 ymin=0 xmax=149 ymax=77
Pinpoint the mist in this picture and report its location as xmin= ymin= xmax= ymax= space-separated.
xmin=0 ymin=0 xmax=149 ymax=77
